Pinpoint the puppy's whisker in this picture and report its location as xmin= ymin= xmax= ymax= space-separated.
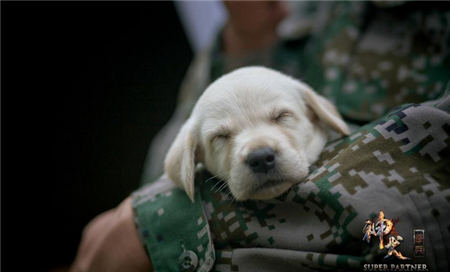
xmin=202 ymin=169 xmax=228 ymax=184
xmin=209 ymin=177 xmax=227 ymax=192
xmin=215 ymin=182 xmax=228 ymax=193
xmin=210 ymin=181 xmax=222 ymax=192
xmin=203 ymin=175 xmax=219 ymax=184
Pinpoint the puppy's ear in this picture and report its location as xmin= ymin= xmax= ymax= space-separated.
xmin=164 ymin=118 xmax=199 ymax=202
xmin=298 ymin=82 xmax=350 ymax=135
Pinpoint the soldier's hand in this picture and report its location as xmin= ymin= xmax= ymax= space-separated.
xmin=70 ymin=197 xmax=152 ymax=272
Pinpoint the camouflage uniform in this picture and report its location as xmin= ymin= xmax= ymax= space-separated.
xmin=135 ymin=2 xmax=450 ymax=271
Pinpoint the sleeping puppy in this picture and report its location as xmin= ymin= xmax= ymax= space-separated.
xmin=165 ymin=66 xmax=349 ymax=202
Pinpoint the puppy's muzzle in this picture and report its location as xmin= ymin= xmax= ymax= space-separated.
xmin=246 ymin=147 xmax=276 ymax=174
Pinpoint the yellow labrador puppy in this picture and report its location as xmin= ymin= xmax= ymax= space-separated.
xmin=165 ymin=66 xmax=349 ymax=202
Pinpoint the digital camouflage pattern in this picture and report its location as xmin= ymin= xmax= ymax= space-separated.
xmin=136 ymin=1 xmax=450 ymax=271
xmin=134 ymin=96 xmax=450 ymax=271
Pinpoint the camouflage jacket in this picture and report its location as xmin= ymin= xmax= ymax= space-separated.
xmin=135 ymin=2 xmax=450 ymax=271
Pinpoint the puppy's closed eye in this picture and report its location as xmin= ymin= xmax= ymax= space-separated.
xmin=211 ymin=130 xmax=232 ymax=144
xmin=271 ymin=110 xmax=295 ymax=124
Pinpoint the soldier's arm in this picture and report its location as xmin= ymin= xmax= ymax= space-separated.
xmin=70 ymin=197 xmax=152 ymax=272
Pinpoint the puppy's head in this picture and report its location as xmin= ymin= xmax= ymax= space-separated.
xmin=165 ymin=67 xmax=349 ymax=202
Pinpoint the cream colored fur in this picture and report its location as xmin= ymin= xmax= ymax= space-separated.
xmin=164 ymin=66 xmax=349 ymax=202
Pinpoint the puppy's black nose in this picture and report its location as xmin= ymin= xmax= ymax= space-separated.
xmin=246 ymin=147 xmax=276 ymax=173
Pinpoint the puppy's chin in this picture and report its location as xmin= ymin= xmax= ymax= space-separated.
xmin=246 ymin=180 xmax=297 ymax=200
xmin=230 ymin=172 xmax=306 ymax=201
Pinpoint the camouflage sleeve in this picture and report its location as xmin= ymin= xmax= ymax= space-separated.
xmin=132 ymin=176 xmax=216 ymax=272
xmin=200 ymin=94 xmax=450 ymax=272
